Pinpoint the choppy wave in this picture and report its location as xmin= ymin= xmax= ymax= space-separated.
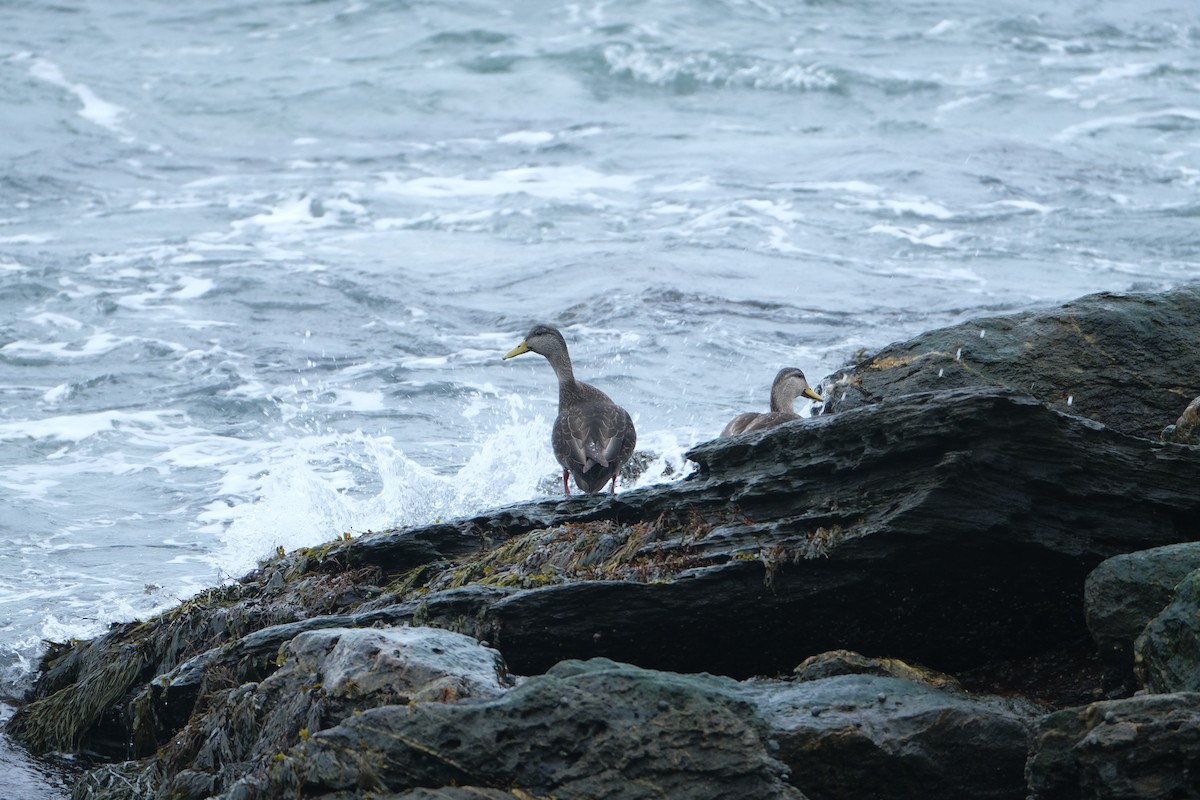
xmin=601 ymin=43 xmax=838 ymax=92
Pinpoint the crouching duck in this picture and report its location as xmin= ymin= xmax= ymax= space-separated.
xmin=721 ymin=367 xmax=824 ymax=436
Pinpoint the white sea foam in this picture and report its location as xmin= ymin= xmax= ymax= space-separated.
xmin=130 ymin=196 xmax=212 ymax=211
xmin=989 ymin=199 xmax=1055 ymax=214
xmin=0 ymin=409 xmax=186 ymax=443
xmin=1054 ymin=108 xmax=1200 ymax=142
xmin=740 ymin=199 xmax=803 ymax=223
xmin=1072 ymin=62 xmax=1159 ymax=87
xmin=764 ymin=226 xmax=801 ymax=253
xmin=30 ymin=313 xmax=85 ymax=330
xmin=856 ymin=196 xmax=957 ymax=220
xmin=867 ymin=223 xmax=960 ymax=248
xmin=202 ymin=419 xmax=563 ymax=578
xmin=677 ymin=199 xmax=804 ymax=246
xmin=373 ymin=209 xmax=496 ymax=232
xmin=603 ymin=43 xmax=836 ymax=91
xmin=0 ymin=234 xmax=52 ymax=244
xmin=0 ymin=331 xmax=140 ymax=361
xmin=110 ymin=275 xmax=215 ymax=312
xmin=324 ymin=389 xmax=388 ymax=412
xmin=41 ymin=384 xmax=72 ymax=405
xmin=498 ymin=130 xmax=555 ymax=145
xmin=925 ymin=19 xmax=962 ymax=36
xmin=936 ymin=94 xmax=990 ymax=114
xmin=27 ymin=57 xmax=127 ymax=132
xmin=868 ymin=263 xmax=985 ymax=285
xmin=657 ymin=178 xmax=712 ymax=193
xmin=0 ymin=475 xmax=59 ymax=500
xmin=772 ymin=180 xmax=884 ymax=195
xmin=627 ymin=428 xmax=692 ymax=490
xmin=230 ymin=194 xmax=369 ymax=234
xmin=378 ymin=166 xmax=641 ymax=200
xmin=173 ymin=277 xmax=215 ymax=299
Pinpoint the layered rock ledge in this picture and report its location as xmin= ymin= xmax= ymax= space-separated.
xmin=7 ymin=285 xmax=1200 ymax=800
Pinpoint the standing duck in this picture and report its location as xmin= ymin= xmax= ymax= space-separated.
xmin=720 ymin=367 xmax=824 ymax=436
xmin=504 ymin=324 xmax=637 ymax=494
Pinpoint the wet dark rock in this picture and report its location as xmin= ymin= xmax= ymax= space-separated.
xmin=1025 ymin=692 xmax=1200 ymax=800
xmin=73 ymin=628 xmax=508 ymax=800
xmin=6 ymin=571 xmax=384 ymax=758
xmin=216 ymin=658 xmax=804 ymax=800
xmin=447 ymin=386 xmax=1200 ymax=680
xmin=1136 ymin=569 xmax=1200 ymax=693
xmin=746 ymin=671 xmax=1044 ymax=800
xmin=210 ymin=628 xmax=503 ymax=796
xmin=822 ymin=285 xmax=1200 ymax=440
xmin=1084 ymin=543 xmax=1200 ymax=693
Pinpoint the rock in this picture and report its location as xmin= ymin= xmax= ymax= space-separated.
xmin=1165 ymin=395 xmax=1200 ymax=444
xmin=13 ymin=385 xmax=1200 ymax=772
xmin=6 ymin=571 xmax=387 ymax=758
xmin=746 ymin=673 xmax=1044 ymax=800
xmin=793 ymin=649 xmax=962 ymax=690
xmin=1084 ymin=543 xmax=1200 ymax=692
xmin=1025 ymin=692 xmax=1200 ymax=800
xmin=10 ymin=284 xmax=1200 ymax=800
xmin=822 ymin=285 xmax=1200 ymax=440
xmin=138 ymin=627 xmax=508 ymax=800
xmin=1136 ymin=569 xmax=1200 ymax=693
xmin=78 ymin=654 xmax=1043 ymax=800
xmin=216 ymin=658 xmax=804 ymax=800
xmin=953 ymin=644 xmax=1106 ymax=710
xmin=462 ymin=387 xmax=1200 ymax=680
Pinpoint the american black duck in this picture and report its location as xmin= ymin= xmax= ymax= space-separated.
xmin=504 ymin=324 xmax=637 ymax=494
xmin=721 ymin=366 xmax=823 ymax=436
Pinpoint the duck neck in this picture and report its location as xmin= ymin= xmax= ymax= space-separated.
xmin=770 ymin=387 xmax=796 ymax=415
xmin=545 ymin=350 xmax=578 ymax=400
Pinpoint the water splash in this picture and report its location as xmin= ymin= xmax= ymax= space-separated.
xmin=205 ymin=417 xmax=560 ymax=577
xmin=204 ymin=417 xmax=694 ymax=579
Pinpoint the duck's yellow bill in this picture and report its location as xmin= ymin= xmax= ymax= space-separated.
xmin=804 ymin=388 xmax=825 ymax=403
xmin=503 ymin=341 xmax=530 ymax=359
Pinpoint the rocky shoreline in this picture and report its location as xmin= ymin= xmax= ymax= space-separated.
xmin=8 ymin=285 xmax=1200 ymax=800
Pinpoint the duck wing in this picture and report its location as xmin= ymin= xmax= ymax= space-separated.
xmin=721 ymin=412 xmax=762 ymax=437
xmin=553 ymin=401 xmax=637 ymax=494
xmin=721 ymin=411 xmax=798 ymax=436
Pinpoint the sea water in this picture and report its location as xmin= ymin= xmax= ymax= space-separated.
xmin=2 ymin=0 xmax=1198 ymax=792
